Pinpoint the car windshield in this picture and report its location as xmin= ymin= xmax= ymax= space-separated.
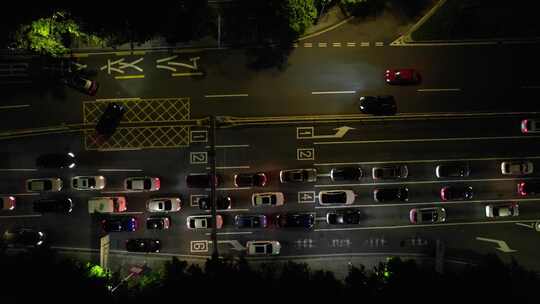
xmin=255 ymin=245 xmax=265 ymax=253
xmin=323 ymin=192 xmax=346 ymax=204
xmin=164 ymin=200 xmax=171 ymax=210
xmin=143 ymin=180 xmax=151 ymax=189
xmin=88 ymin=179 xmax=96 ymax=187
xmin=422 ymin=211 xmax=436 ymax=222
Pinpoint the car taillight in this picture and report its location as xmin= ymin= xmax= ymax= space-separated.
xmin=518 ymin=182 xmax=526 ymax=195
xmin=155 ymin=178 xmax=161 ymax=190
xmin=261 ymin=174 xmax=268 ymax=186
xmin=440 ymin=188 xmax=446 ymax=200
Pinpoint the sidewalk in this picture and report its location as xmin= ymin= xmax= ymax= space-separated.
xmin=69 ymin=4 xmax=350 ymax=53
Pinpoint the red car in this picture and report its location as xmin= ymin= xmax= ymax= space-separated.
xmin=385 ymin=69 xmax=421 ymax=85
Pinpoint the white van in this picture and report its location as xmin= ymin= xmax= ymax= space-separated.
xmin=88 ymin=197 xmax=127 ymax=213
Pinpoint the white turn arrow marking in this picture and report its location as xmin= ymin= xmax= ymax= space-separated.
xmin=311 ymin=126 xmax=354 ymax=139
xmin=476 ymin=237 xmax=517 ymax=253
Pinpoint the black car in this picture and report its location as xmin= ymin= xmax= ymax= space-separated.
xmin=146 ymin=216 xmax=171 ymax=230
xmin=330 ymin=167 xmax=363 ymax=182
xmin=186 ymin=174 xmax=222 ymax=188
xmin=359 ymin=95 xmax=397 ymax=115
xmin=234 ymin=214 xmax=268 ymax=228
xmin=276 ymin=213 xmax=315 ymax=229
xmin=2 ymin=228 xmax=47 ymax=248
xmin=233 ymin=172 xmax=268 ymax=187
xmin=36 ymin=152 xmax=76 ymax=169
xmin=373 ymin=187 xmax=409 ymax=202
xmin=95 ymin=103 xmax=126 ymax=138
xmin=198 ymin=196 xmax=232 ymax=210
xmin=440 ymin=186 xmax=473 ymax=201
xmin=101 ymin=217 xmax=138 ymax=233
xmin=126 ymin=238 xmax=161 ymax=253
xmin=33 ymin=198 xmax=73 ymax=213
xmin=435 ymin=164 xmax=470 ymax=178
xmin=326 ymin=210 xmax=361 ymax=225
xmin=64 ymin=74 xmax=99 ymax=96
xmin=372 ymin=165 xmax=408 ymax=179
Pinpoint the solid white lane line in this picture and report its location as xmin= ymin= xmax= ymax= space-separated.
xmin=0 ymin=214 xmax=41 ymax=219
xmin=0 ymin=104 xmax=30 ymax=110
xmin=98 ymin=168 xmax=143 ymax=172
xmin=314 ymin=197 xmax=540 ymax=209
xmin=315 ymin=176 xmax=535 ymax=188
xmin=0 ymin=193 xmax=39 ymax=196
xmin=206 ymin=166 xmax=250 ymax=170
xmin=206 ymin=232 xmax=253 ymax=236
xmin=515 ymin=222 xmax=533 ymax=228
xmin=417 ymin=88 xmax=461 ymax=92
xmin=311 ymin=91 xmax=356 ymax=95
xmin=205 ymin=144 xmax=250 ymax=148
xmin=315 ymin=218 xmax=539 ymax=232
xmin=314 ymin=155 xmax=540 ymax=166
xmin=98 ymin=148 xmax=142 ymax=151
xmin=204 ymin=94 xmax=249 ymax=98
xmin=203 ymin=209 xmax=250 ymax=212
xmin=521 ymin=85 xmax=540 ymax=89
xmin=0 ymin=168 xmax=37 ymax=171
xmin=315 ymin=135 xmax=540 ymax=145
xmin=51 ymin=246 xmax=99 ymax=252
xmin=213 ymin=187 xmax=251 ymax=191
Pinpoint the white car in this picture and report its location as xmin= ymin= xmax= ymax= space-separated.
xmin=186 ymin=215 xmax=223 ymax=230
xmin=26 ymin=178 xmax=62 ymax=192
xmin=246 ymin=241 xmax=281 ymax=256
xmin=521 ymin=119 xmax=538 ymax=133
xmin=318 ymin=190 xmax=355 ymax=205
xmin=485 ymin=203 xmax=519 ymax=218
xmin=251 ymin=192 xmax=285 ymax=207
xmin=500 ymin=161 xmax=533 ymax=175
xmin=147 ymin=197 xmax=181 ymax=212
xmin=1 ymin=196 xmax=16 ymax=211
xmin=124 ymin=176 xmax=160 ymax=191
xmin=71 ymin=176 xmax=106 ymax=190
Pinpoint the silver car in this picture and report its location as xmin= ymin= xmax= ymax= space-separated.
xmin=26 ymin=178 xmax=62 ymax=192
xmin=500 ymin=161 xmax=533 ymax=175
xmin=124 ymin=176 xmax=160 ymax=191
xmin=252 ymin=192 xmax=285 ymax=207
xmin=186 ymin=215 xmax=223 ymax=230
xmin=71 ymin=176 xmax=106 ymax=190
xmin=246 ymin=241 xmax=281 ymax=256
xmin=485 ymin=203 xmax=519 ymax=218
xmin=147 ymin=197 xmax=181 ymax=212
xmin=409 ymin=207 xmax=446 ymax=224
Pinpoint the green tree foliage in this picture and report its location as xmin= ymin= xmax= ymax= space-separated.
xmin=14 ymin=11 xmax=103 ymax=57
xmin=0 ymin=248 xmax=111 ymax=302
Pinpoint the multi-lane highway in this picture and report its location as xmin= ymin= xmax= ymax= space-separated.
xmin=1 ymin=37 xmax=540 ymax=271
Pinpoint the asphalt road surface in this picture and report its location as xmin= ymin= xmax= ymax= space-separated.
xmin=1 ymin=39 xmax=540 ymax=271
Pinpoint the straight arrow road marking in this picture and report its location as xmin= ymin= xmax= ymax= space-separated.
xmin=297 ymin=126 xmax=354 ymax=139
xmin=476 ymin=237 xmax=517 ymax=253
